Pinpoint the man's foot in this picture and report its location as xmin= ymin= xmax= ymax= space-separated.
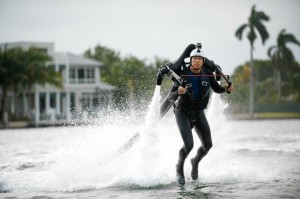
xmin=191 ymin=158 xmax=198 ymax=180
xmin=176 ymin=162 xmax=185 ymax=186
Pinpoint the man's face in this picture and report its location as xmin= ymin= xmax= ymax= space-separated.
xmin=191 ymin=56 xmax=204 ymax=69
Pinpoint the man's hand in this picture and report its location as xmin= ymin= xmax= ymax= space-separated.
xmin=178 ymin=86 xmax=187 ymax=95
xmin=226 ymin=83 xmax=234 ymax=93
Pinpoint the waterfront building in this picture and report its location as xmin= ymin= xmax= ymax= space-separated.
xmin=0 ymin=42 xmax=115 ymax=126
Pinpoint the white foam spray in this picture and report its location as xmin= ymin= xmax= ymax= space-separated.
xmin=133 ymin=85 xmax=161 ymax=176
xmin=0 ymin=87 xmax=284 ymax=193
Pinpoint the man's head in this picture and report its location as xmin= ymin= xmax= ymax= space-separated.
xmin=190 ymin=48 xmax=205 ymax=60
xmin=190 ymin=48 xmax=205 ymax=72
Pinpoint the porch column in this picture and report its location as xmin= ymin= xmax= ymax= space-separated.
xmin=56 ymin=92 xmax=60 ymax=115
xmin=11 ymin=92 xmax=14 ymax=114
xmin=66 ymin=92 xmax=71 ymax=121
xmin=34 ymin=92 xmax=40 ymax=124
xmin=75 ymin=92 xmax=82 ymax=114
xmin=22 ymin=92 xmax=28 ymax=117
xmin=46 ymin=92 xmax=50 ymax=114
xmin=65 ymin=53 xmax=70 ymax=86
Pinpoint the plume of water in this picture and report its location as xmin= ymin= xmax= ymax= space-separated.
xmin=0 ymin=86 xmax=285 ymax=193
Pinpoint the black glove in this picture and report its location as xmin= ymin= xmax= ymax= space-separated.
xmin=215 ymin=64 xmax=222 ymax=81
xmin=156 ymin=63 xmax=171 ymax=85
xmin=215 ymin=64 xmax=222 ymax=73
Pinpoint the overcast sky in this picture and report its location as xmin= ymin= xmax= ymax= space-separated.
xmin=1 ymin=0 xmax=299 ymax=74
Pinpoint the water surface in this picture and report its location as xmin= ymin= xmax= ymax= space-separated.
xmin=1 ymin=93 xmax=299 ymax=198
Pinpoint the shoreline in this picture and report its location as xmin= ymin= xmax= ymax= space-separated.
xmin=2 ymin=112 xmax=300 ymax=129
xmin=228 ymin=112 xmax=300 ymax=120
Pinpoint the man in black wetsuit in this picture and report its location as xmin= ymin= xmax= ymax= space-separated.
xmin=168 ymin=47 xmax=234 ymax=186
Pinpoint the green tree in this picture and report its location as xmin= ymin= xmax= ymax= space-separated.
xmin=253 ymin=60 xmax=277 ymax=104
xmin=287 ymin=62 xmax=300 ymax=101
xmin=0 ymin=46 xmax=63 ymax=127
xmin=84 ymin=44 xmax=160 ymax=110
xmin=110 ymin=56 xmax=156 ymax=109
xmin=225 ymin=59 xmax=300 ymax=114
xmin=224 ymin=64 xmax=250 ymax=113
xmin=235 ymin=5 xmax=270 ymax=114
xmin=84 ymin=44 xmax=180 ymax=111
xmin=8 ymin=48 xmax=28 ymax=119
xmin=84 ymin=44 xmax=121 ymax=83
xmin=23 ymin=47 xmax=63 ymax=118
xmin=0 ymin=46 xmax=26 ymax=127
xmin=267 ymin=29 xmax=300 ymax=102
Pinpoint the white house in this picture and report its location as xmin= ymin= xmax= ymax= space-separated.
xmin=0 ymin=42 xmax=115 ymax=126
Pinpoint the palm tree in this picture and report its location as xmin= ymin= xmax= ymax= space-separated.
xmin=235 ymin=5 xmax=270 ymax=114
xmin=9 ymin=48 xmax=28 ymax=119
xmin=268 ymin=29 xmax=300 ymax=102
xmin=0 ymin=46 xmax=26 ymax=127
xmin=0 ymin=45 xmax=11 ymax=127
xmin=0 ymin=46 xmax=63 ymax=127
xmin=23 ymin=47 xmax=63 ymax=118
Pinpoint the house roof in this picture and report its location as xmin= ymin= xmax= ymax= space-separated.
xmin=53 ymin=52 xmax=103 ymax=66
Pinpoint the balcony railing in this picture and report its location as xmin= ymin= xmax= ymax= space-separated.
xmin=69 ymin=78 xmax=95 ymax=84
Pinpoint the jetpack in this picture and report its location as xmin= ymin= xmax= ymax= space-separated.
xmin=156 ymin=43 xmax=232 ymax=118
xmin=104 ymin=43 xmax=232 ymax=162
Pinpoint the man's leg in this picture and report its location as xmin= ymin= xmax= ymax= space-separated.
xmin=191 ymin=111 xmax=212 ymax=180
xmin=175 ymin=108 xmax=194 ymax=185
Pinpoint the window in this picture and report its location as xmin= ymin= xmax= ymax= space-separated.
xmin=87 ymin=69 xmax=94 ymax=78
xmin=70 ymin=68 xmax=75 ymax=78
xmin=87 ymin=68 xmax=95 ymax=83
xmin=78 ymin=69 xmax=84 ymax=83
xmin=69 ymin=68 xmax=76 ymax=84
xmin=36 ymin=48 xmax=48 ymax=54
xmin=59 ymin=64 xmax=65 ymax=73
xmin=66 ymin=67 xmax=96 ymax=84
xmin=50 ymin=93 xmax=56 ymax=108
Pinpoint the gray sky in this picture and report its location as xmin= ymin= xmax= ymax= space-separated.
xmin=1 ymin=0 xmax=299 ymax=74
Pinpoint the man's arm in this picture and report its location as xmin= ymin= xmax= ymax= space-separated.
xmin=207 ymin=70 xmax=227 ymax=94
xmin=168 ymin=82 xmax=180 ymax=102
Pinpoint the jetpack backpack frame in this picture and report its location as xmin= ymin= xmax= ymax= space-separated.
xmin=107 ymin=43 xmax=232 ymax=159
xmin=156 ymin=43 xmax=231 ymax=118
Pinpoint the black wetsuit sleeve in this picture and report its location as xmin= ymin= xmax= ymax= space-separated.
xmin=207 ymin=70 xmax=226 ymax=93
xmin=168 ymin=81 xmax=180 ymax=102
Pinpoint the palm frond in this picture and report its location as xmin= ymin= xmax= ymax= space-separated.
xmin=255 ymin=21 xmax=269 ymax=44
xmin=282 ymin=47 xmax=295 ymax=65
xmin=235 ymin=24 xmax=248 ymax=40
xmin=267 ymin=45 xmax=277 ymax=58
xmin=255 ymin=10 xmax=270 ymax=22
xmin=282 ymin=33 xmax=300 ymax=47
